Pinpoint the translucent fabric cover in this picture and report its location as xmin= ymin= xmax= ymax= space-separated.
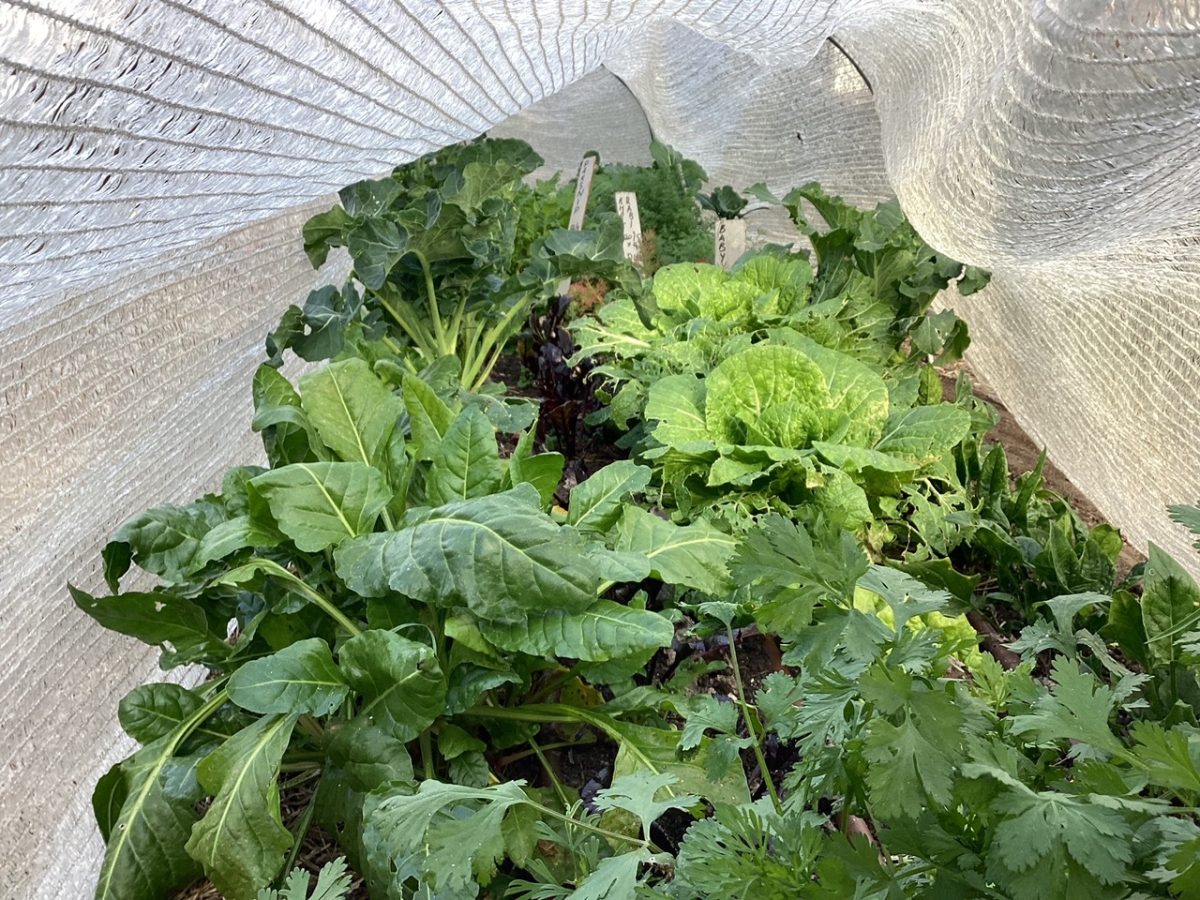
xmin=1 ymin=2 xmax=1197 ymax=895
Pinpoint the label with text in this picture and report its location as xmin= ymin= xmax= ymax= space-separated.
xmin=614 ymin=191 xmax=643 ymax=266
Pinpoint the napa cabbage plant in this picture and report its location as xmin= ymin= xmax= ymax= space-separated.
xmin=640 ymin=332 xmax=969 ymax=529
xmin=572 ymin=183 xmax=988 ymax=427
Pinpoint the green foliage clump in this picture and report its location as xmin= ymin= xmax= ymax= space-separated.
xmin=589 ymin=140 xmax=713 ymax=269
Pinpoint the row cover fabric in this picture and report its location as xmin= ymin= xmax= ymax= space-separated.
xmin=1 ymin=2 xmax=1197 ymax=895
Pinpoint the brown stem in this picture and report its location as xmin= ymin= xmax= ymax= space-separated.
xmin=967 ymin=610 xmax=1021 ymax=670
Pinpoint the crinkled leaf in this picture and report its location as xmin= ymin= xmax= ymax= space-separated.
xmin=335 ymin=485 xmax=598 ymax=623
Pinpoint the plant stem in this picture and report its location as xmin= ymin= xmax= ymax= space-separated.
xmin=419 ymin=729 xmax=435 ymax=781
xmin=278 ymin=785 xmax=320 ymax=883
xmin=411 ymin=251 xmax=449 ymax=355
xmin=727 ymin=624 xmax=783 ymax=814
xmin=495 ymin=739 xmax=591 ymax=768
xmin=461 ymin=296 xmax=532 ymax=389
xmin=530 ymin=737 xmax=570 ymax=809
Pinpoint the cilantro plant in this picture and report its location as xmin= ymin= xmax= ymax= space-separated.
xmin=588 ymin=140 xmax=713 ymax=270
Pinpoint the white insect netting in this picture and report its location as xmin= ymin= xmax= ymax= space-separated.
xmin=1 ymin=1 xmax=1197 ymax=894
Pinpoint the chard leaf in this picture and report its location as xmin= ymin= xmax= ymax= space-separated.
xmin=613 ymin=506 xmax=735 ymax=596
xmin=1142 ymin=544 xmax=1200 ymax=666
xmin=335 ymin=485 xmax=598 ymax=623
xmin=70 ymin=585 xmax=228 ymax=667
xmin=507 ymin=423 xmax=564 ymax=508
xmin=107 ymin=502 xmax=224 ymax=583
xmin=335 ymin=630 xmax=445 ymax=746
xmin=250 ymin=462 xmax=390 ymax=552
xmin=485 ymin=599 xmax=674 ymax=662
xmin=401 ymin=372 xmax=455 ymax=460
xmin=299 ymin=359 xmax=402 ymax=469
xmin=93 ymin=761 xmax=128 ymax=844
xmin=427 ymin=406 xmax=503 ymax=505
xmin=95 ymin=736 xmax=206 ymax=900
xmin=567 ymin=461 xmax=652 ymax=535
xmin=118 ymin=683 xmax=206 ymax=744
xmin=186 ymin=714 xmax=298 ymax=900
xmin=228 ymin=638 xmax=349 ymax=717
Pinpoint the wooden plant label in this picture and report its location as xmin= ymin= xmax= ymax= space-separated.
xmin=714 ymin=217 xmax=747 ymax=270
xmin=558 ymin=156 xmax=597 ymax=295
xmin=614 ymin=191 xmax=643 ymax=266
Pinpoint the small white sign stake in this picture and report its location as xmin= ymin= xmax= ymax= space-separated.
xmin=714 ymin=217 xmax=747 ymax=270
xmin=558 ymin=156 xmax=597 ymax=295
xmin=614 ymin=191 xmax=643 ymax=267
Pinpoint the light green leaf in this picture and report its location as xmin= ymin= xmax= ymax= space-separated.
xmin=335 ymin=485 xmax=598 ymax=624
xmin=769 ymin=330 xmax=889 ymax=445
xmin=610 ymin=721 xmax=750 ymax=807
xmin=704 ymin=345 xmax=830 ymax=446
xmin=874 ymin=405 xmax=970 ymax=465
xmin=186 ymin=714 xmax=298 ymax=900
xmin=645 ymin=374 xmax=711 ymax=447
xmin=362 ymin=780 xmax=528 ymax=893
xmin=486 ymin=599 xmax=674 ymax=662
xmin=567 ymin=461 xmax=652 ymax=535
xmin=250 ymin=462 xmax=390 ymax=552
xmin=613 ymin=506 xmax=735 ymax=596
xmin=299 ymin=359 xmax=402 ymax=469
xmin=228 ymin=638 xmax=349 ymax=717
xmin=427 ymin=406 xmax=504 ymax=505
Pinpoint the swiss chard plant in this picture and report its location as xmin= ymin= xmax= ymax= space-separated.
xmin=267 ymin=138 xmax=638 ymax=391
xmin=78 ymin=357 xmax=749 ymax=900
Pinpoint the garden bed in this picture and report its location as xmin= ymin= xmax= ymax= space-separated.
xmin=80 ymin=138 xmax=1200 ymax=900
